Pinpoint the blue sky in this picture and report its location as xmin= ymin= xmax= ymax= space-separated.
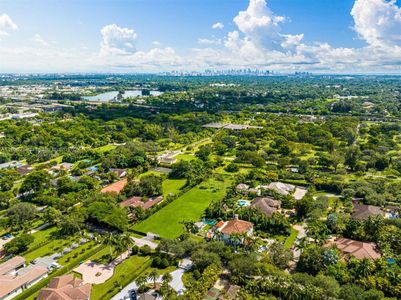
xmin=1 ymin=0 xmax=401 ymax=73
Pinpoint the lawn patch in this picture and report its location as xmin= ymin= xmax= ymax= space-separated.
xmin=133 ymin=176 xmax=231 ymax=238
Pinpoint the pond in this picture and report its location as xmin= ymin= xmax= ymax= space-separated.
xmin=83 ymin=90 xmax=162 ymax=102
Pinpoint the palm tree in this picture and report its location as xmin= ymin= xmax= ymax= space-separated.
xmin=135 ymin=275 xmax=147 ymax=292
xmin=118 ymin=234 xmax=134 ymax=256
xmin=100 ymin=232 xmax=116 ymax=261
xmin=148 ymin=269 xmax=159 ymax=289
xmin=162 ymin=272 xmax=173 ymax=285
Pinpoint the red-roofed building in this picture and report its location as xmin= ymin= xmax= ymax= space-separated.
xmin=119 ymin=196 xmax=163 ymax=210
xmin=100 ymin=179 xmax=128 ymax=194
xmin=0 ymin=256 xmax=48 ymax=300
xmin=37 ymin=274 xmax=91 ymax=300
xmin=214 ymin=216 xmax=253 ymax=244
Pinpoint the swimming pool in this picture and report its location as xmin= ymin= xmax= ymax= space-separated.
xmin=238 ymin=199 xmax=251 ymax=207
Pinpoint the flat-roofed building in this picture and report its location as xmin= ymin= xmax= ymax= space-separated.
xmin=0 ymin=256 xmax=48 ymax=300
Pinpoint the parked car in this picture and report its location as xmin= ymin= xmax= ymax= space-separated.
xmin=128 ymin=289 xmax=137 ymax=300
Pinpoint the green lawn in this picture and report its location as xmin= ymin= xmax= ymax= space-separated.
xmin=133 ymin=176 xmax=232 ymax=238
xmin=27 ymin=226 xmax=58 ymax=250
xmin=175 ymin=153 xmax=195 ymax=162
xmin=284 ymin=227 xmax=299 ymax=249
xmin=162 ymin=178 xmax=186 ymax=196
xmin=24 ymin=229 xmax=81 ymax=263
xmin=95 ymin=144 xmax=117 ymax=153
xmin=91 ymin=255 xmax=152 ymax=300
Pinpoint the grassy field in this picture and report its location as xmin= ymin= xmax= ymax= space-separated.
xmin=24 ymin=236 xmax=77 ymax=263
xmin=133 ymin=176 xmax=232 ymax=238
xmin=27 ymin=226 xmax=58 ymax=250
xmin=91 ymin=255 xmax=152 ymax=300
xmin=162 ymin=178 xmax=186 ymax=196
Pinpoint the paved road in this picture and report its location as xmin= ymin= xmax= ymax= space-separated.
xmin=292 ymin=223 xmax=306 ymax=261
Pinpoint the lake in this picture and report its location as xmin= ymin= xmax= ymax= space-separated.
xmin=83 ymin=90 xmax=162 ymax=102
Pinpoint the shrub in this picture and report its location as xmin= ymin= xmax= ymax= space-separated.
xmin=4 ymin=234 xmax=34 ymax=254
xmin=140 ymin=245 xmax=151 ymax=256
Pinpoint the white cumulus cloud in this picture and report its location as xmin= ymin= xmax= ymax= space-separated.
xmin=351 ymin=0 xmax=401 ymax=47
xmin=212 ymin=22 xmax=224 ymax=29
xmin=0 ymin=13 xmax=18 ymax=38
xmin=198 ymin=37 xmax=222 ymax=45
xmin=233 ymin=0 xmax=286 ymax=50
xmin=31 ymin=34 xmax=49 ymax=46
xmin=100 ymin=24 xmax=138 ymax=55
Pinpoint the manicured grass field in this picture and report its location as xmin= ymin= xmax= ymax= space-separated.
xmin=162 ymin=178 xmax=186 ymax=196
xmin=175 ymin=153 xmax=195 ymax=161
xmin=95 ymin=144 xmax=117 ymax=153
xmin=133 ymin=176 xmax=232 ymax=238
xmin=27 ymin=226 xmax=58 ymax=250
xmin=91 ymin=255 xmax=152 ymax=300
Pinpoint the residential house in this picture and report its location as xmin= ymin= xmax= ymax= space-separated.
xmin=100 ymin=178 xmax=128 ymax=194
xmin=157 ymin=151 xmax=180 ymax=165
xmin=120 ymin=196 xmax=163 ymax=210
xmin=215 ymin=217 xmax=253 ymax=243
xmin=16 ymin=164 xmax=33 ymax=175
xmin=326 ymin=237 xmax=381 ymax=260
xmin=110 ymin=168 xmax=127 ymax=178
xmin=235 ymin=183 xmax=249 ymax=193
xmin=218 ymin=285 xmax=240 ymax=300
xmin=266 ymin=182 xmax=295 ymax=196
xmin=51 ymin=163 xmax=73 ymax=172
xmin=251 ymin=197 xmax=281 ymax=217
xmin=352 ymin=202 xmax=385 ymax=220
xmin=0 ymin=256 xmax=48 ymax=300
xmin=37 ymin=274 xmax=92 ymax=300
xmin=138 ymin=294 xmax=157 ymax=300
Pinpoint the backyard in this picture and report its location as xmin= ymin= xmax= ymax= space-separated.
xmin=133 ymin=176 xmax=232 ymax=238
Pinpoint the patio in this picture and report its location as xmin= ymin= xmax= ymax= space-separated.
xmin=74 ymin=251 xmax=129 ymax=284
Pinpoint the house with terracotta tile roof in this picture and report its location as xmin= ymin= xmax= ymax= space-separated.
xmin=100 ymin=178 xmax=128 ymax=194
xmin=326 ymin=237 xmax=381 ymax=260
xmin=37 ymin=274 xmax=91 ymax=300
xmin=214 ymin=216 xmax=253 ymax=244
xmin=0 ymin=256 xmax=48 ymax=300
xmin=120 ymin=196 xmax=163 ymax=210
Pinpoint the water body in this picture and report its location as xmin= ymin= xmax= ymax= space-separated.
xmin=83 ymin=90 xmax=162 ymax=102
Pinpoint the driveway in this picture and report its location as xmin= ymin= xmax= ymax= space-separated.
xmin=131 ymin=236 xmax=158 ymax=250
xmin=110 ymin=258 xmax=191 ymax=300
xmin=292 ymin=223 xmax=306 ymax=261
xmin=75 ymin=251 xmax=129 ymax=284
